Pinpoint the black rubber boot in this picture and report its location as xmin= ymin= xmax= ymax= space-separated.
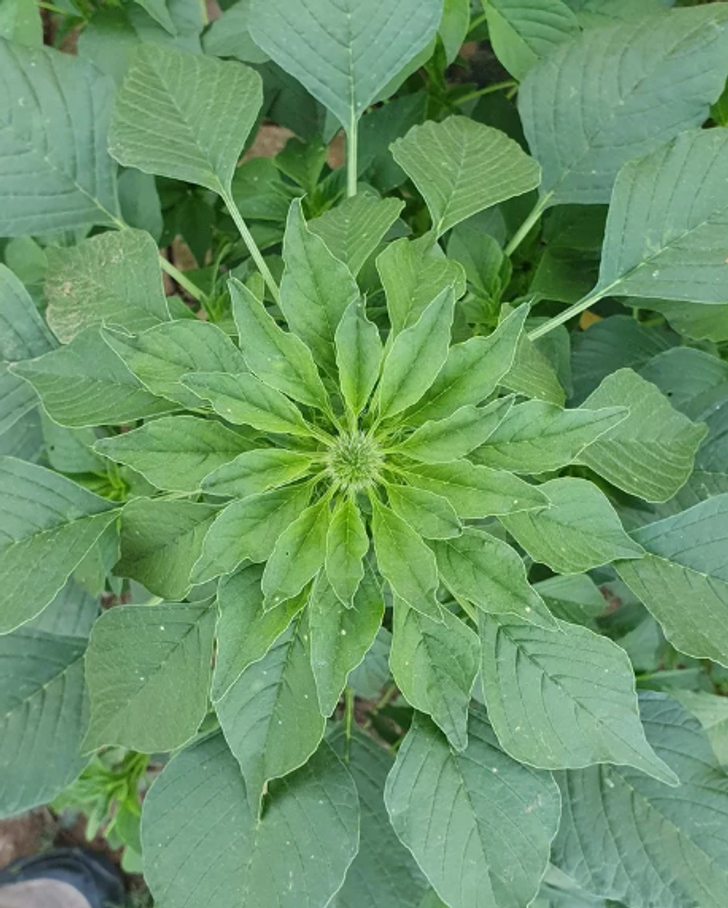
xmin=0 ymin=848 xmax=124 ymax=908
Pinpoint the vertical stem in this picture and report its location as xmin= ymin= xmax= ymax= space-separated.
xmin=221 ymin=189 xmax=281 ymax=304
xmin=347 ymin=117 xmax=358 ymax=199
xmin=504 ymin=191 xmax=553 ymax=258
xmin=344 ymin=686 xmax=354 ymax=761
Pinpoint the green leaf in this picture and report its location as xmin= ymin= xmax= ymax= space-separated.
xmin=83 ymin=602 xmax=215 ymax=752
xmin=391 ymin=597 xmax=479 ymax=750
xmin=377 ymin=235 xmax=465 ymax=335
xmin=247 ymin=0 xmax=441 ymax=131
xmin=386 ymin=485 xmax=461 ymax=540
xmin=0 ymin=40 xmax=120 ymax=235
xmin=0 ymin=628 xmax=88 ymax=819
xmin=385 ymin=709 xmax=561 ymax=908
xmin=95 ymin=416 xmax=254 ymax=493
xmin=335 ymin=299 xmax=384 ymax=417
xmin=26 ymin=577 xmax=99 ymax=639
xmin=0 ymin=0 xmax=42 ymax=45
xmin=349 ymin=627 xmax=392 ymax=699
xmin=502 ymin=327 xmax=565 ymax=406
xmin=439 ymin=0 xmax=470 ymax=64
xmin=262 ymin=495 xmax=331 ymax=608
xmin=378 ymin=287 xmax=455 ymax=420
xmin=501 ymin=477 xmax=644 ymax=574
xmin=401 ymin=460 xmax=549 ymax=518
xmin=480 ymin=614 xmax=676 ymax=782
xmin=564 ymin=0 xmax=674 ymax=26
xmin=485 ymin=0 xmax=580 ymax=80
xmin=519 ymin=6 xmax=728 ymax=205
xmin=577 ymin=369 xmax=707 ymax=502
xmin=325 ymin=498 xmax=369 ymax=605
xmin=0 ymin=458 xmax=117 ymax=634
xmin=230 ymin=277 xmax=330 ymax=411
xmin=597 ymin=129 xmax=728 ymax=304
xmin=110 ymin=45 xmax=262 ymax=192
xmin=142 ymin=734 xmax=359 ymax=908
xmin=397 ymin=397 xmax=513 ymax=463
xmin=212 ymin=564 xmax=307 ymax=702
xmin=309 ymin=569 xmax=384 ymax=716
xmin=433 ymin=528 xmax=556 ymax=628
xmin=309 ymin=193 xmax=405 ymax=276
xmin=192 ymin=483 xmax=312 ymax=582
xmin=671 ymin=691 xmax=728 ymax=767
xmin=103 ymin=319 xmax=247 ymax=410
xmin=617 ymin=495 xmax=728 ymax=667
xmin=0 ymin=264 xmax=54 ymax=362
xmin=402 ymin=305 xmax=527 ymax=425
xmin=203 ymin=448 xmax=314 ymax=499
xmin=371 ymin=496 xmax=442 ymax=621
xmin=117 ymin=498 xmax=218 ymax=600
xmin=552 ymin=693 xmax=728 ymax=908
xmin=0 ymin=365 xmax=37 ymax=436
xmin=202 ymin=0 xmax=269 ymax=64
xmin=182 ymin=371 xmax=311 ymax=436
xmin=216 ymin=612 xmax=325 ymax=807
xmin=44 ymin=230 xmax=170 ymax=343
xmin=470 ymin=401 xmax=627 ymax=473
xmin=11 ymin=328 xmax=174 ymax=428
xmin=391 ymin=117 xmax=540 ymax=237
xmin=134 ymin=0 xmax=176 ymax=34
xmin=279 ymin=200 xmax=360 ymax=373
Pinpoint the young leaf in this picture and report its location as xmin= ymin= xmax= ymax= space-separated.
xmin=202 ymin=448 xmax=314 ymax=499
xmin=11 ymin=328 xmax=174 ymax=428
xmin=501 ymin=477 xmax=644 ymax=574
xmin=95 ymin=416 xmax=255 ymax=493
xmin=386 ymin=485 xmax=461 ymax=540
xmin=577 ymin=369 xmax=707 ymax=502
xmin=248 ymin=0 xmax=441 ymax=130
xmin=279 ymin=200 xmax=359 ymax=373
xmin=432 ymin=528 xmax=556 ymax=628
xmin=480 ymin=614 xmax=676 ymax=782
xmin=397 ymin=397 xmax=513 ymax=464
xmin=182 ymin=371 xmax=312 ymax=437
xmin=553 ymin=693 xmax=728 ymax=908
xmin=103 ymin=320 xmax=248 ymax=410
xmin=378 ymin=287 xmax=455 ymax=420
xmin=401 ymin=460 xmax=549 ymax=518
xmin=0 ymin=628 xmax=88 ymax=819
xmin=109 ymin=45 xmax=263 ymax=193
xmin=309 ymin=569 xmax=384 ymax=716
xmin=0 ymin=40 xmax=120 ymax=235
xmin=471 ymin=401 xmax=627 ymax=473
xmin=325 ymin=498 xmax=369 ymax=606
xmin=45 ymin=230 xmax=170 ymax=343
xmin=0 ymin=458 xmax=117 ymax=633
xmin=142 ymin=734 xmax=359 ymax=908
xmin=335 ymin=299 xmax=383 ymax=417
xmin=391 ymin=597 xmax=479 ymax=751
xmin=391 ymin=117 xmax=541 ymax=237
xmin=385 ymin=709 xmax=561 ymax=908
xmin=617 ymin=495 xmax=728 ymax=667
xmin=230 ymin=277 xmax=330 ymax=411
xmin=519 ymin=6 xmax=728 ymax=205
xmin=192 ymin=483 xmax=312 ymax=582
xmin=403 ymin=305 xmax=527 ymax=425
xmin=370 ymin=496 xmax=442 ymax=622
xmin=117 ymin=499 xmax=218 ymax=601
xmin=83 ymin=602 xmax=215 ymax=753
xmin=215 ymin=612 xmax=325 ymax=808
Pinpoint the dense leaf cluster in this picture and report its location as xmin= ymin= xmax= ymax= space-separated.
xmin=1 ymin=0 xmax=728 ymax=906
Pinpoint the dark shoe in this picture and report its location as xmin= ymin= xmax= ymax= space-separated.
xmin=0 ymin=848 xmax=124 ymax=908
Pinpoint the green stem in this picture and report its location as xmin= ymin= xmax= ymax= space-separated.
xmin=528 ymin=283 xmax=615 ymax=341
xmin=453 ymin=593 xmax=478 ymax=624
xmin=158 ymin=256 xmax=206 ymax=304
xmin=504 ymin=192 xmax=553 ymax=257
xmin=454 ymin=80 xmax=518 ymax=107
xmin=467 ymin=10 xmax=487 ymax=33
xmin=37 ymin=1 xmax=68 ymax=12
xmin=220 ymin=189 xmax=281 ymax=304
xmin=347 ymin=118 xmax=359 ymax=198
xmin=344 ymin=687 xmax=354 ymax=760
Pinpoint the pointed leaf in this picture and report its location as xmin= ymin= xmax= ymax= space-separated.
xmin=397 ymin=398 xmax=512 ymax=463
xmin=485 ymin=0 xmax=579 ymax=80
xmin=325 ymin=498 xmax=369 ymax=605
xmin=0 ymin=264 xmax=54 ymax=362
xmin=387 ymin=485 xmax=461 ymax=540
xmin=335 ymin=299 xmax=383 ymax=416
xmin=203 ymin=448 xmax=314 ymax=498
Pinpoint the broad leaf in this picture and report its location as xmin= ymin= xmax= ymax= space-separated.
xmin=325 ymin=498 xmax=369 ymax=605
xmin=110 ymin=45 xmax=262 ymax=192
xmin=142 ymin=734 xmax=359 ymax=908
xmin=95 ymin=416 xmax=254 ymax=492
xmin=0 ymin=628 xmax=88 ymax=819
xmin=480 ymin=614 xmax=676 ymax=781
xmin=0 ymin=39 xmax=120 ymax=234
xmin=45 ymin=230 xmax=170 ymax=343
xmin=0 ymin=264 xmax=54 ymax=361
xmin=0 ymin=458 xmax=117 ymax=633
xmin=0 ymin=365 xmax=37 ymax=436
xmin=0 ymin=0 xmax=42 ymax=45
xmin=485 ymin=0 xmax=579 ymax=80
xmin=501 ymin=477 xmax=644 ymax=574
xmin=26 ymin=577 xmax=99 ymax=639
xmin=433 ymin=528 xmax=556 ymax=627
xmin=335 ymin=300 xmax=383 ymax=416
xmin=502 ymin=327 xmax=566 ymax=406
xmin=391 ymin=597 xmax=479 ymax=750
xmin=672 ymin=691 xmax=728 ymax=767
xmin=203 ymin=0 xmax=269 ymax=63
xmin=203 ymin=448 xmax=314 ymax=499
xmin=385 ymin=709 xmax=561 ymax=908
xmin=391 ymin=117 xmax=540 ymax=237
xmin=83 ymin=602 xmax=215 ymax=752
xmin=519 ymin=6 xmax=728 ymax=205
xmin=386 ymin=485 xmax=461 ymax=540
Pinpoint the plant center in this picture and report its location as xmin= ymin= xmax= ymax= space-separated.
xmin=326 ymin=430 xmax=384 ymax=493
